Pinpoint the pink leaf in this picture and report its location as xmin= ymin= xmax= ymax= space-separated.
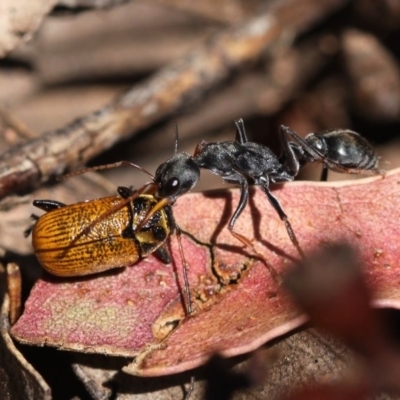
xmin=12 ymin=236 xmax=216 ymax=356
xmin=128 ymin=169 xmax=400 ymax=376
xmin=12 ymin=168 xmax=400 ymax=376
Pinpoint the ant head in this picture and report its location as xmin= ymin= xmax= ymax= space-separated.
xmin=154 ymin=152 xmax=200 ymax=201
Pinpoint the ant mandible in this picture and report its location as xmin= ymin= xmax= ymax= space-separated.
xmin=153 ymin=119 xmax=381 ymax=259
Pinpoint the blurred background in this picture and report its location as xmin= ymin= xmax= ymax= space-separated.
xmin=2 ymin=0 xmax=400 ymax=192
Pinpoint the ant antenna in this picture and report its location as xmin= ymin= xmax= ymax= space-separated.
xmin=61 ymin=161 xmax=155 ymax=181
xmin=174 ymin=122 xmax=179 ymax=155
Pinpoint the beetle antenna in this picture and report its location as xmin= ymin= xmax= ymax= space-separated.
xmin=69 ymin=182 xmax=158 ymax=246
xmin=61 ymin=161 xmax=155 ymax=181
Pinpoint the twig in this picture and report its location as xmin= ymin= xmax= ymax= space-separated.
xmin=0 ymin=0 xmax=348 ymax=200
xmin=56 ymin=0 xmax=128 ymax=10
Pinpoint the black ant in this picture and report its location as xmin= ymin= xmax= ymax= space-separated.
xmin=152 ymin=119 xmax=382 ymax=259
xmin=59 ymin=120 xmax=381 ymax=280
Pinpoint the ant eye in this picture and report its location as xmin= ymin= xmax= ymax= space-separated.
xmin=164 ymin=178 xmax=180 ymax=196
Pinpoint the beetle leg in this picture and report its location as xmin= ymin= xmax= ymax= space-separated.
xmin=24 ymin=200 xmax=66 ymax=238
xmin=154 ymin=245 xmax=171 ymax=264
xmin=32 ymin=199 xmax=66 ymax=212
xmin=117 ymin=186 xmax=136 ymax=198
xmin=24 ymin=214 xmax=39 ymax=238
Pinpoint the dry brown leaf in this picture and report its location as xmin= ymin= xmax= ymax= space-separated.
xmin=0 ymin=0 xmax=57 ymax=56
xmin=1 ymin=292 xmax=51 ymax=400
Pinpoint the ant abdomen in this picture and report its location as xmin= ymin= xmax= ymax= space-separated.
xmin=304 ymin=129 xmax=379 ymax=172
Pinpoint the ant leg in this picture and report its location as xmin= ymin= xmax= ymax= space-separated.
xmin=280 ymin=125 xmax=354 ymax=181
xmin=228 ymin=179 xmax=249 ymax=230
xmin=234 ymin=119 xmax=248 ymax=144
xmin=228 ymin=181 xmax=251 ymax=248
xmin=322 ymin=165 xmax=385 ymax=176
xmin=183 ymin=376 xmax=195 ymax=400
xmin=136 ymin=200 xmax=192 ymax=314
xmin=228 ymin=180 xmax=280 ymax=280
xmin=279 ymin=125 xmax=336 ymax=181
xmin=174 ymin=223 xmax=193 ymax=315
xmin=280 ymin=126 xmax=323 ymax=160
xmin=194 ymin=140 xmax=208 ymax=157
xmin=279 ymin=126 xmax=307 ymax=177
xmin=166 ymin=207 xmax=192 ymax=315
xmin=260 ymin=183 xmax=305 ymax=259
xmin=321 ymin=165 xmax=384 ymax=181
xmin=320 ymin=166 xmax=329 ymax=182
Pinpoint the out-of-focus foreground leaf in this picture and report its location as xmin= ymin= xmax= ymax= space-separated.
xmin=11 ymin=168 xmax=400 ymax=376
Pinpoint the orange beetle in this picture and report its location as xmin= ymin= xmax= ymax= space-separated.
xmin=27 ymin=187 xmax=172 ymax=277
